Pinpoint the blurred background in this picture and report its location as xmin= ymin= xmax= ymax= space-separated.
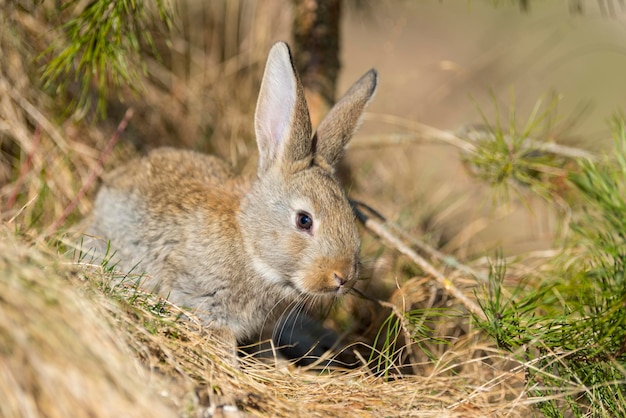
xmin=341 ymin=0 xmax=626 ymax=257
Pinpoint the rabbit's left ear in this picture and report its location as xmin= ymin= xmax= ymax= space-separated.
xmin=254 ymin=42 xmax=312 ymax=176
xmin=314 ymin=69 xmax=377 ymax=167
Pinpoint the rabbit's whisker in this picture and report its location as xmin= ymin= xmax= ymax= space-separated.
xmin=273 ymin=295 xmax=306 ymax=344
xmin=258 ymin=289 xmax=296 ymax=342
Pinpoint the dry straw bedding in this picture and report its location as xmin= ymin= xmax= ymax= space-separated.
xmin=0 ymin=227 xmax=530 ymax=417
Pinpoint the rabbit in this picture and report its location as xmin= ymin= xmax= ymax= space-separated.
xmin=86 ymin=41 xmax=377 ymax=347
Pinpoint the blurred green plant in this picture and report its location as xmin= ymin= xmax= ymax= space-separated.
xmin=41 ymin=0 xmax=172 ymax=117
xmin=474 ymin=116 xmax=626 ymax=417
xmin=461 ymin=93 xmax=571 ymax=204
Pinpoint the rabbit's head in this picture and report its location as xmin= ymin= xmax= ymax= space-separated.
xmin=239 ymin=42 xmax=377 ymax=298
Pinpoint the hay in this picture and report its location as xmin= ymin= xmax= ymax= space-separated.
xmin=0 ymin=229 xmax=177 ymax=418
xmin=0 ymin=226 xmax=531 ymax=417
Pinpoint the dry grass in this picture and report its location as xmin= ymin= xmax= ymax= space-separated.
xmin=0 ymin=228 xmax=177 ymax=418
xmin=1 ymin=225 xmax=532 ymax=417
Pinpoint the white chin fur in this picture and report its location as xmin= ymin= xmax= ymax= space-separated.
xmin=250 ymin=257 xmax=313 ymax=295
xmin=251 ymin=257 xmax=286 ymax=286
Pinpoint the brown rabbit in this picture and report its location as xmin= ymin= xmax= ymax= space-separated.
xmin=86 ymin=42 xmax=377 ymax=347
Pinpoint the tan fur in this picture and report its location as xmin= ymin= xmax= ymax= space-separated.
xmin=87 ymin=42 xmax=377 ymax=344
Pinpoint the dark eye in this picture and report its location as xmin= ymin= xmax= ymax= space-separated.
xmin=296 ymin=211 xmax=313 ymax=231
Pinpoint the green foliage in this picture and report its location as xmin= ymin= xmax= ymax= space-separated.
xmin=474 ymin=116 xmax=626 ymax=417
xmin=475 ymin=255 xmax=557 ymax=351
xmin=369 ymin=310 xmax=403 ymax=376
xmin=41 ymin=0 xmax=172 ymax=117
xmin=369 ymin=308 xmax=447 ymax=377
xmin=462 ymin=93 xmax=569 ymax=204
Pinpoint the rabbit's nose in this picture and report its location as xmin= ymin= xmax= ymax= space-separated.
xmin=333 ymin=272 xmax=356 ymax=295
xmin=333 ymin=272 xmax=348 ymax=287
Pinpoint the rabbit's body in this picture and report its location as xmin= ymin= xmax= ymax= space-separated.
xmin=90 ymin=149 xmax=268 ymax=339
xmin=87 ymin=42 xmax=377 ymax=344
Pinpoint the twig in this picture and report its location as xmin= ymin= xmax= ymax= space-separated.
xmin=360 ymin=113 xmax=476 ymax=153
xmin=522 ymin=138 xmax=596 ymax=160
xmin=8 ymin=195 xmax=39 ymax=224
xmin=45 ymin=108 xmax=134 ymax=236
xmin=7 ymin=82 xmax=71 ymax=153
xmin=356 ymin=113 xmax=597 ymax=161
xmin=352 ymin=200 xmax=488 ymax=283
xmin=387 ymin=218 xmax=489 ymax=284
xmin=352 ymin=201 xmax=487 ymax=321
xmin=6 ymin=125 xmax=41 ymax=210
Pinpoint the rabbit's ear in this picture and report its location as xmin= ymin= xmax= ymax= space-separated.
xmin=315 ymin=69 xmax=377 ymax=167
xmin=254 ymin=42 xmax=312 ymax=175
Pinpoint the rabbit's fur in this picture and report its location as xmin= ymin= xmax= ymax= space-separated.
xmin=87 ymin=42 xmax=377 ymax=345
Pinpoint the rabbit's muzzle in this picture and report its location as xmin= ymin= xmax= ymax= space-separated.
xmin=296 ymin=257 xmax=358 ymax=296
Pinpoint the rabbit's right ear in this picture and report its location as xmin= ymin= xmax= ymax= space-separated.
xmin=254 ymin=42 xmax=312 ymax=176
xmin=314 ymin=69 xmax=377 ymax=168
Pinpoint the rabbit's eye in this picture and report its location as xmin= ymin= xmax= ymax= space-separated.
xmin=296 ymin=211 xmax=313 ymax=232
